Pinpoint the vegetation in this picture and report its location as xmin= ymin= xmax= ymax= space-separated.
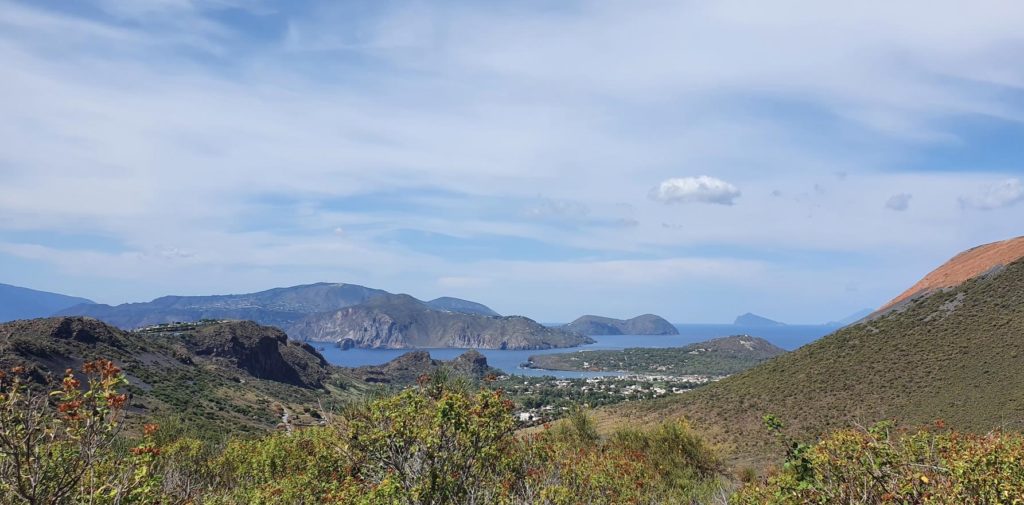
xmin=527 ymin=335 xmax=785 ymax=375
xmin=0 ymin=362 xmax=730 ymax=504
xmin=733 ymin=418 xmax=1024 ymax=504
xmin=599 ymin=258 xmax=1024 ymax=465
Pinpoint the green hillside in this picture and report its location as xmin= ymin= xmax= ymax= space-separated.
xmin=602 ymin=257 xmax=1024 ymax=465
xmin=526 ymin=335 xmax=786 ymax=375
xmin=0 ymin=317 xmax=371 ymax=434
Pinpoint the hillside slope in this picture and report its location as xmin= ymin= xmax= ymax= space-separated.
xmin=0 ymin=317 xmax=370 ymax=433
xmin=290 ymin=294 xmax=591 ymax=350
xmin=0 ymin=283 xmax=94 ymax=322
xmin=527 ymin=335 xmax=786 ymax=375
xmin=564 ymin=314 xmax=678 ymax=335
xmin=601 ymin=252 xmax=1024 ymax=465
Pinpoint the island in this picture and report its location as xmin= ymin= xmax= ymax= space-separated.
xmin=564 ymin=314 xmax=678 ymax=335
xmin=733 ymin=312 xmax=786 ymax=326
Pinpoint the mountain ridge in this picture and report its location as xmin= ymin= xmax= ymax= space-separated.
xmin=0 ymin=283 xmax=94 ymax=323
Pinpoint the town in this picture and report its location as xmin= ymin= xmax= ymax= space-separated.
xmin=491 ymin=373 xmax=721 ymax=426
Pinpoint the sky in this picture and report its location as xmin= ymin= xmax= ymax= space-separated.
xmin=1 ymin=0 xmax=1024 ymax=324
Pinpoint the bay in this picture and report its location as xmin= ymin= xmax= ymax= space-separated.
xmin=318 ymin=323 xmax=839 ymax=379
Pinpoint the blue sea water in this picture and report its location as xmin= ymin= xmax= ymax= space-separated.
xmin=318 ymin=323 xmax=839 ymax=379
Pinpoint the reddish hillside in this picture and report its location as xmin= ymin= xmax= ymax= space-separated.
xmin=878 ymin=236 xmax=1024 ymax=313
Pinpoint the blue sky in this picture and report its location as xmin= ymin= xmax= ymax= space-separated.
xmin=1 ymin=0 xmax=1024 ymax=323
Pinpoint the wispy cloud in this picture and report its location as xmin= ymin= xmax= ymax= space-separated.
xmin=885 ymin=193 xmax=912 ymax=211
xmin=650 ymin=176 xmax=741 ymax=205
xmin=959 ymin=179 xmax=1024 ymax=210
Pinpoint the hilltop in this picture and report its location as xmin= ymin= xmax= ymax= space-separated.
xmin=878 ymin=235 xmax=1024 ymax=313
xmin=733 ymin=313 xmax=785 ymax=326
xmin=598 ymin=240 xmax=1024 ymax=465
xmin=564 ymin=314 xmax=678 ymax=335
xmin=526 ymin=335 xmax=786 ymax=376
xmin=0 ymin=283 xmax=94 ymax=322
xmin=425 ymin=297 xmax=501 ymax=316
xmin=289 ymin=294 xmax=590 ymax=350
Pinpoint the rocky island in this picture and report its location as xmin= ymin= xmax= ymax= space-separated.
xmin=564 ymin=314 xmax=678 ymax=335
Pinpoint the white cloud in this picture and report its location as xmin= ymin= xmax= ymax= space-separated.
xmin=885 ymin=193 xmax=912 ymax=211
xmin=958 ymin=179 xmax=1024 ymax=210
xmin=649 ymin=176 xmax=741 ymax=205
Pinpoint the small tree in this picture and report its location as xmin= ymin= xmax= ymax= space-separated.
xmin=0 ymin=360 xmax=131 ymax=504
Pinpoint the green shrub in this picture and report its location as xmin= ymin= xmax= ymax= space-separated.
xmin=734 ymin=420 xmax=1024 ymax=504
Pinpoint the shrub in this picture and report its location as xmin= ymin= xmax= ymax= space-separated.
xmin=733 ymin=420 xmax=1024 ymax=504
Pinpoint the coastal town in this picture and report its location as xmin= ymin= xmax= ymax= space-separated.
xmin=492 ymin=373 xmax=721 ymax=426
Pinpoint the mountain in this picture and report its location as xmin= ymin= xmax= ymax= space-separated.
xmin=604 ymin=239 xmax=1024 ymax=465
xmin=0 ymin=317 xmax=370 ymax=433
xmin=57 ymin=283 xmax=390 ymax=330
xmin=526 ymin=335 xmax=786 ymax=375
xmin=733 ymin=312 xmax=785 ymax=326
xmin=826 ymin=308 xmax=873 ymax=326
xmin=56 ymin=283 xmax=503 ymax=331
xmin=351 ymin=350 xmax=500 ymax=385
xmin=289 ymin=294 xmax=592 ymax=350
xmin=877 ymin=235 xmax=1024 ymax=313
xmin=564 ymin=314 xmax=679 ymax=335
xmin=425 ymin=297 xmax=500 ymax=316
xmin=0 ymin=283 xmax=94 ymax=322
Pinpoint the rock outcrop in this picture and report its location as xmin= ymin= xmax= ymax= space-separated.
xmin=351 ymin=349 xmax=499 ymax=385
xmin=180 ymin=321 xmax=330 ymax=388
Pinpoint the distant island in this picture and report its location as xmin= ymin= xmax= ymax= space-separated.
xmin=564 ymin=314 xmax=678 ymax=335
xmin=733 ymin=312 xmax=785 ymax=326
xmin=526 ymin=335 xmax=786 ymax=376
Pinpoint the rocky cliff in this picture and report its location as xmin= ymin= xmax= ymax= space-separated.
xmin=290 ymin=295 xmax=592 ymax=349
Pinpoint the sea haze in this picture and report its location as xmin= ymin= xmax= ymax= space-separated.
xmin=318 ymin=323 xmax=838 ymax=378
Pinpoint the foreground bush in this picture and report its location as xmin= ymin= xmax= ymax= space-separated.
xmin=208 ymin=380 xmax=725 ymax=504
xmin=0 ymin=366 xmax=725 ymax=504
xmin=734 ymin=419 xmax=1024 ymax=504
xmin=0 ymin=361 xmax=162 ymax=504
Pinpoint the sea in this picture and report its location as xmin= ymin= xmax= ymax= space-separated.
xmin=318 ymin=323 xmax=839 ymax=379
